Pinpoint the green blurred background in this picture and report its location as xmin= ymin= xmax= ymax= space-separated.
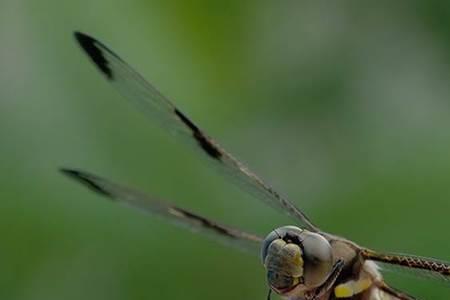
xmin=1 ymin=1 xmax=450 ymax=299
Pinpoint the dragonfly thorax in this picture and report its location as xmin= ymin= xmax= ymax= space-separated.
xmin=261 ymin=226 xmax=334 ymax=296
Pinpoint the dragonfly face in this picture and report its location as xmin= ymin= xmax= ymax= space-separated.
xmin=63 ymin=31 xmax=450 ymax=300
xmin=261 ymin=226 xmax=333 ymax=297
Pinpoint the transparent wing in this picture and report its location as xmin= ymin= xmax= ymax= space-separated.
xmin=373 ymin=281 xmax=418 ymax=300
xmin=362 ymin=248 xmax=450 ymax=285
xmin=73 ymin=31 xmax=318 ymax=232
xmin=61 ymin=168 xmax=262 ymax=254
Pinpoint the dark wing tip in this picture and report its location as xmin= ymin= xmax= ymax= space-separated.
xmin=60 ymin=168 xmax=113 ymax=197
xmin=73 ymin=31 xmax=113 ymax=80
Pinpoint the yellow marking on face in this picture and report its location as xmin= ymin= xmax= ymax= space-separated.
xmin=264 ymin=239 xmax=305 ymax=291
xmin=334 ymin=277 xmax=372 ymax=298
xmin=293 ymin=248 xmax=303 ymax=267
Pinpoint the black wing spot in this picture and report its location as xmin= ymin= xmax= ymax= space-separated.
xmin=74 ymin=31 xmax=113 ymax=80
xmin=174 ymin=109 xmax=222 ymax=160
xmin=60 ymin=168 xmax=113 ymax=198
xmin=169 ymin=206 xmax=236 ymax=238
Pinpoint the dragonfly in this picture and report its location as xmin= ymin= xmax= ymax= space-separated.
xmin=62 ymin=31 xmax=450 ymax=300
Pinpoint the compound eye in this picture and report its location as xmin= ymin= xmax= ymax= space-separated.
xmin=301 ymin=232 xmax=333 ymax=287
xmin=261 ymin=231 xmax=279 ymax=264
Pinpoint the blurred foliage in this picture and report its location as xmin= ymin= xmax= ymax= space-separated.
xmin=1 ymin=1 xmax=450 ymax=299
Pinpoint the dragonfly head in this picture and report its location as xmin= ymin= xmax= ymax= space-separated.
xmin=261 ymin=226 xmax=333 ymax=296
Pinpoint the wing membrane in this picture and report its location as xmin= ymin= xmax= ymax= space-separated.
xmin=362 ymin=248 xmax=450 ymax=285
xmin=61 ymin=168 xmax=262 ymax=254
xmin=73 ymin=31 xmax=318 ymax=232
xmin=373 ymin=281 xmax=417 ymax=300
